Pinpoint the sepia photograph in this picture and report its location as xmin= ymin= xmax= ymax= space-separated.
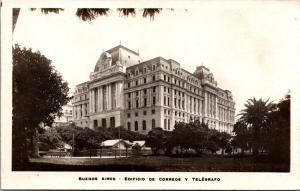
xmin=1 ymin=0 xmax=300 ymax=190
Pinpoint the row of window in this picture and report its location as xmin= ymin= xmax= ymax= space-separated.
xmin=127 ymin=119 xmax=156 ymax=131
xmin=127 ymin=109 xmax=155 ymax=118
xmin=127 ymin=87 xmax=156 ymax=99
xmin=74 ymin=104 xmax=88 ymax=119
xmin=127 ymin=64 xmax=157 ymax=78
xmin=93 ymin=117 xmax=115 ymax=128
xmin=128 ymin=96 xmax=156 ymax=109
xmin=127 ymin=75 xmax=156 ymax=88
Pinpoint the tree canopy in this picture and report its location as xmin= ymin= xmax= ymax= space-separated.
xmin=12 ymin=45 xmax=71 ymax=168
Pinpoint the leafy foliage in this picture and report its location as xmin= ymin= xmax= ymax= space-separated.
xmin=145 ymin=128 xmax=166 ymax=155
xmin=231 ymin=120 xmax=251 ymax=154
xmin=38 ymin=128 xmax=63 ymax=151
xmin=75 ymin=9 xmax=110 ymax=21
xmin=235 ymin=93 xmax=290 ymax=162
xmin=146 ymin=120 xmax=231 ymax=155
xmin=238 ymin=98 xmax=275 ymax=155
xmin=12 ymin=45 xmax=71 ymax=167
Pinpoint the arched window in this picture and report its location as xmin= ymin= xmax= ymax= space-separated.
xmin=152 ymin=119 xmax=155 ymax=129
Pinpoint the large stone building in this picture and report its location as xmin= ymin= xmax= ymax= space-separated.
xmin=72 ymin=45 xmax=235 ymax=134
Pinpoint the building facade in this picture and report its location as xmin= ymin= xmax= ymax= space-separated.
xmin=53 ymin=104 xmax=73 ymax=126
xmin=72 ymin=45 xmax=235 ymax=134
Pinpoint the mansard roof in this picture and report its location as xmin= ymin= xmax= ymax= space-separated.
xmin=106 ymin=45 xmax=139 ymax=56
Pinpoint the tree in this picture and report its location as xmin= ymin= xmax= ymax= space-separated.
xmin=12 ymin=45 xmax=71 ymax=168
xmin=265 ymin=93 xmax=290 ymax=162
xmin=145 ymin=128 xmax=166 ymax=155
xmin=216 ymin=132 xmax=231 ymax=155
xmin=38 ymin=127 xmax=63 ymax=151
xmin=238 ymin=98 xmax=274 ymax=155
xmin=13 ymin=8 xmax=163 ymax=32
xmin=232 ymin=120 xmax=250 ymax=155
xmin=106 ymin=126 xmax=146 ymax=142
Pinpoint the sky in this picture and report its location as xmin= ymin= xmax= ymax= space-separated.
xmin=12 ymin=2 xmax=300 ymax=115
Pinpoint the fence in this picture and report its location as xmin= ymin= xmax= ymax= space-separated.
xmin=42 ymin=148 xmax=153 ymax=158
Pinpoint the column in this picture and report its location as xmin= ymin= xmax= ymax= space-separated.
xmin=204 ymin=92 xmax=208 ymax=117
xmin=97 ymin=87 xmax=101 ymax=112
xmin=91 ymin=89 xmax=94 ymax=113
xmin=99 ymin=86 xmax=103 ymax=111
xmin=119 ymin=82 xmax=124 ymax=109
xmin=108 ymin=84 xmax=111 ymax=110
xmin=215 ymin=96 xmax=218 ymax=120
xmin=116 ymin=82 xmax=119 ymax=108
xmin=89 ymin=90 xmax=93 ymax=113
xmin=72 ymin=106 xmax=75 ymax=119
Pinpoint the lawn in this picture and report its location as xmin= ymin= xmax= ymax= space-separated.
xmin=22 ymin=155 xmax=289 ymax=172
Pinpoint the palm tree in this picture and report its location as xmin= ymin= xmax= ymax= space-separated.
xmin=13 ymin=8 xmax=163 ymax=32
xmin=238 ymin=98 xmax=274 ymax=155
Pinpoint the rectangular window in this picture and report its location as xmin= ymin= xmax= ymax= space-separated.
xmin=164 ymin=96 xmax=166 ymax=106
xmin=143 ymin=110 xmax=147 ymax=115
xmin=152 ymin=75 xmax=155 ymax=81
xmin=143 ymin=120 xmax=146 ymax=130
xmin=128 ymin=101 xmax=131 ymax=109
xmin=168 ymin=119 xmax=170 ymax=130
xmin=135 ymin=112 xmax=138 ymax=117
xmin=136 ymin=80 xmax=138 ymax=86
xmin=127 ymin=113 xmax=131 ymax=118
xmin=136 ymin=100 xmax=139 ymax=108
xmin=164 ymin=86 xmax=166 ymax=92
xmin=152 ymin=109 xmax=155 ymax=114
xmin=153 ymin=96 xmax=156 ymax=105
xmin=93 ymin=120 xmax=98 ymax=128
xmin=164 ymin=75 xmax=166 ymax=81
xmin=174 ymin=98 xmax=177 ymax=107
xmin=144 ymin=89 xmax=147 ymax=94
xmin=152 ymin=119 xmax=155 ymax=129
xmin=144 ymin=78 xmax=147 ymax=83
xmin=135 ymin=121 xmax=138 ymax=131
xmin=110 ymin=117 xmax=115 ymax=128
xmin=153 ymin=86 xmax=156 ymax=93
xmin=144 ymin=98 xmax=147 ymax=107
xmin=102 ymin=118 xmax=106 ymax=128
xmin=168 ymin=97 xmax=170 ymax=106
xmin=128 ymin=82 xmax=130 ymax=88
xmin=164 ymin=119 xmax=167 ymax=130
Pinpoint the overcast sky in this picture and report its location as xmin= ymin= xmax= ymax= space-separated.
xmin=12 ymin=2 xmax=300 ymax=114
